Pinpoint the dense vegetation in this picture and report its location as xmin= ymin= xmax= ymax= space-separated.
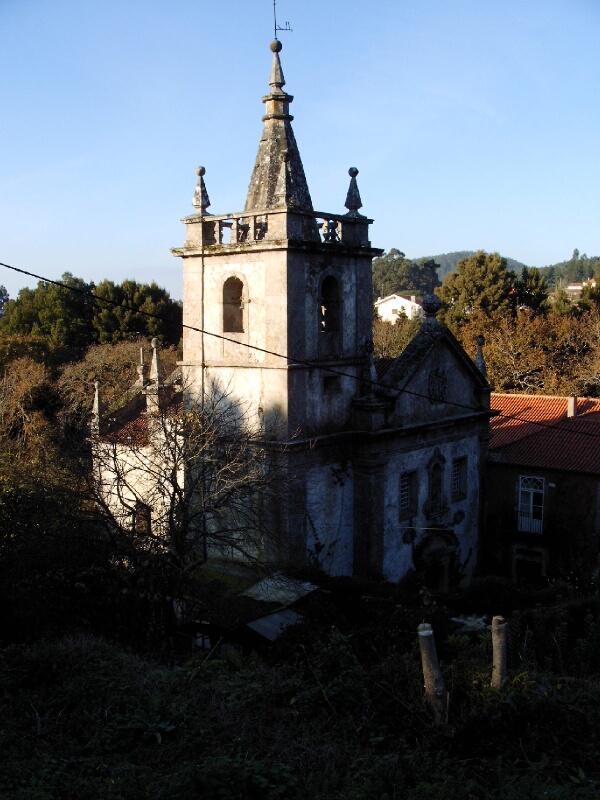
xmin=3 ymin=575 xmax=600 ymax=798
xmin=374 ymin=250 xmax=600 ymax=396
xmin=375 ymin=248 xmax=600 ymax=295
xmin=0 ymin=273 xmax=182 ymax=364
xmin=372 ymin=250 xmax=441 ymax=299
xmin=537 ymin=249 xmax=600 ymax=289
xmin=415 ymin=251 xmax=529 ymax=283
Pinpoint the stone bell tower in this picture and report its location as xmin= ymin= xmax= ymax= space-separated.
xmin=172 ymin=40 xmax=382 ymax=439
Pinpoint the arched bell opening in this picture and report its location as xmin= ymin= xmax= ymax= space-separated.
xmin=223 ymin=276 xmax=244 ymax=333
xmin=318 ymin=275 xmax=342 ymax=357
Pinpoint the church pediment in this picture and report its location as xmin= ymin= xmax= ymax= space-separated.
xmin=374 ymin=322 xmax=490 ymax=428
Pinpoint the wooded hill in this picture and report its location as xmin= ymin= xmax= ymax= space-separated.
xmin=415 ymin=251 xmax=529 ymax=282
xmin=375 ymin=249 xmax=600 ymax=297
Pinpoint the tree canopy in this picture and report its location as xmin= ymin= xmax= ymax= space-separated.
xmin=1 ymin=274 xmax=182 ymax=363
xmin=1 ymin=273 xmax=96 ymax=360
xmin=436 ymin=251 xmax=515 ymax=326
xmin=0 ymin=285 xmax=8 ymax=316
xmin=92 ymin=279 xmax=182 ymax=346
xmin=513 ymin=266 xmax=548 ymax=313
xmin=536 ymin=249 xmax=600 ymax=288
xmin=372 ymin=250 xmax=441 ymax=299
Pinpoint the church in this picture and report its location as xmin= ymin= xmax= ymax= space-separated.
xmin=93 ymin=40 xmax=492 ymax=588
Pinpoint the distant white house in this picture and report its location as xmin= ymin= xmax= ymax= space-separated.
xmin=374 ymin=293 xmax=424 ymax=323
xmin=565 ymin=280 xmax=596 ymax=298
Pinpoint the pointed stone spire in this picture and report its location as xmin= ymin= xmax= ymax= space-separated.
xmin=150 ymin=338 xmax=166 ymax=384
xmin=245 ymin=40 xmax=313 ymax=212
xmin=91 ymin=380 xmax=105 ymax=436
xmin=145 ymin=339 xmax=169 ymax=415
xmin=192 ymin=166 xmax=211 ymax=215
xmin=365 ymin=339 xmax=379 ymax=395
xmin=137 ymin=346 xmax=149 ymax=387
xmin=269 ymin=40 xmax=286 ymax=90
xmin=475 ymin=335 xmax=487 ymax=378
xmin=344 ymin=167 xmax=364 ymax=217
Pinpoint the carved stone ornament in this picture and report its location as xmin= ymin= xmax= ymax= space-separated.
xmin=428 ymin=367 xmax=447 ymax=404
xmin=344 ymin=167 xmax=364 ymax=217
xmin=192 ymin=166 xmax=211 ymax=215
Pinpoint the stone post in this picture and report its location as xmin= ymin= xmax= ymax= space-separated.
xmin=491 ymin=615 xmax=508 ymax=690
xmin=417 ymin=623 xmax=448 ymax=724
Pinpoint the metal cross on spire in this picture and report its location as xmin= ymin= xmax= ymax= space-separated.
xmin=273 ymin=0 xmax=292 ymax=39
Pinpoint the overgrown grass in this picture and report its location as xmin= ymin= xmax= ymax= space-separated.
xmin=2 ymin=620 xmax=600 ymax=799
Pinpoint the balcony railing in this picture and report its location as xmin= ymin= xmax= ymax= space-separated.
xmin=518 ymin=512 xmax=543 ymax=534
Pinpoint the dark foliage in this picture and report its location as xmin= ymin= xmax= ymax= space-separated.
xmin=372 ymin=249 xmax=441 ymax=299
xmin=1 ymin=274 xmax=182 ymax=364
xmin=3 ymin=578 xmax=600 ymax=798
xmin=417 ymin=251 xmax=529 ymax=283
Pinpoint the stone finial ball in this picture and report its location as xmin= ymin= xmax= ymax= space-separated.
xmin=151 ymin=337 xmax=158 ymax=349
xmin=94 ymin=380 xmax=100 ymax=389
xmin=196 ymin=166 xmax=206 ymax=177
xmin=422 ymin=294 xmax=442 ymax=316
xmin=270 ymin=39 xmax=282 ymax=52
xmin=476 ymin=335 xmax=486 ymax=346
xmin=348 ymin=167 xmax=359 ymax=178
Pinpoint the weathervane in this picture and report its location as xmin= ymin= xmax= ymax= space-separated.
xmin=273 ymin=0 xmax=292 ymax=38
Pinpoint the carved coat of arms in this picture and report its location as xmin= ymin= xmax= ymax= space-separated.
xmin=428 ymin=367 xmax=447 ymax=404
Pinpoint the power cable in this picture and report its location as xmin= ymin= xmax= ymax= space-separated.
xmin=2 ymin=259 xmax=600 ymax=441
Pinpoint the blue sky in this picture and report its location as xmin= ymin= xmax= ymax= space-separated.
xmin=1 ymin=0 xmax=598 ymax=301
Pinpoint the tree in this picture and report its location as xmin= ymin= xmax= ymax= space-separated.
xmin=0 ymin=357 xmax=57 ymax=466
xmin=0 ymin=286 xmax=8 ymax=317
xmin=0 ymin=333 xmax=51 ymax=370
xmin=57 ymin=340 xmax=178 ymax=443
xmin=1 ymin=273 xmax=96 ymax=361
xmin=372 ymin=250 xmax=441 ymax=299
xmin=454 ymin=307 xmax=593 ymax=395
xmin=565 ymin=248 xmax=583 ymax=283
xmin=372 ymin=315 xmax=422 ymax=359
xmin=90 ymin=381 xmax=284 ymax=612
xmin=551 ymin=286 xmax=572 ymax=316
xmin=1 ymin=275 xmax=183 ymax=363
xmin=436 ymin=251 xmax=515 ymax=328
xmin=92 ymin=280 xmax=182 ymax=347
xmin=513 ymin=267 xmax=548 ymax=313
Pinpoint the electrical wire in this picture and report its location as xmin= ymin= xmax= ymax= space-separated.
xmin=2 ymin=258 xmax=600 ymax=441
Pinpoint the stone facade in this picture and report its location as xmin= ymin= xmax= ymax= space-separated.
xmin=167 ymin=40 xmax=493 ymax=586
xmin=92 ymin=41 xmax=491 ymax=587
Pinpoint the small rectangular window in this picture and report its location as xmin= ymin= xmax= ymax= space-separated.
xmin=452 ymin=457 xmax=467 ymax=501
xmin=323 ymin=375 xmax=341 ymax=393
xmin=400 ymin=471 xmax=418 ymax=519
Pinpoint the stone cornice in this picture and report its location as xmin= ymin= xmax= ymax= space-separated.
xmin=172 ymin=239 xmax=383 ymax=258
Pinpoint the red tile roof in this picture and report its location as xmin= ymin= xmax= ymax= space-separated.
xmin=103 ymin=392 xmax=183 ymax=446
xmin=490 ymin=393 xmax=600 ymax=475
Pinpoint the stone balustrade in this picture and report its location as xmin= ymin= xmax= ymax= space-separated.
xmin=180 ymin=209 xmax=372 ymax=250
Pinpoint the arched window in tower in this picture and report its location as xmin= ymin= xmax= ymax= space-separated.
xmin=320 ymin=276 xmax=341 ymax=334
xmin=223 ymin=277 xmax=244 ymax=333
